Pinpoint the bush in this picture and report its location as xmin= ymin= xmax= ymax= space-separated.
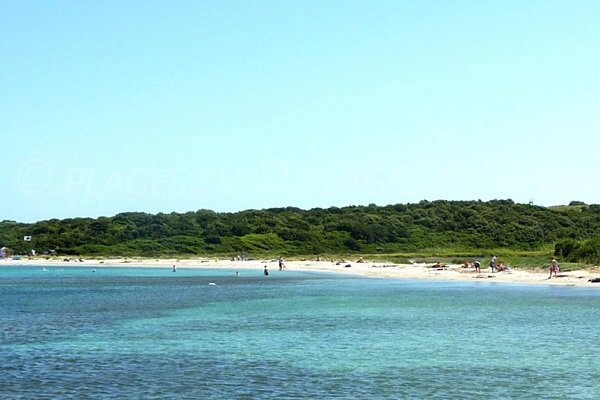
xmin=555 ymin=238 xmax=600 ymax=264
xmin=576 ymin=238 xmax=600 ymax=264
xmin=569 ymin=201 xmax=586 ymax=206
xmin=344 ymin=238 xmax=361 ymax=251
xmin=205 ymin=235 xmax=222 ymax=244
xmin=554 ymin=239 xmax=581 ymax=260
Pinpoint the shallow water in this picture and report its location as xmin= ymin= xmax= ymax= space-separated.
xmin=1 ymin=266 xmax=599 ymax=399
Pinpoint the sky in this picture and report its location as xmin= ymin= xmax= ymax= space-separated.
xmin=2 ymin=0 xmax=599 ymax=223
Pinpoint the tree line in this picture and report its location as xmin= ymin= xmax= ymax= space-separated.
xmin=2 ymin=200 xmax=600 ymax=261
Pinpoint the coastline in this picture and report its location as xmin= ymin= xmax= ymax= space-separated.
xmin=3 ymin=257 xmax=600 ymax=287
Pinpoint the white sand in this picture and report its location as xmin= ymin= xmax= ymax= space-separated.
xmin=3 ymin=257 xmax=600 ymax=287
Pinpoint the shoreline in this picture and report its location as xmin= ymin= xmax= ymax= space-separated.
xmin=3 ymin=257 xmax=600 ymax=287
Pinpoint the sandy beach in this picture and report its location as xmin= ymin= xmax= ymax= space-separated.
xmin=3 ymin=257 xmax=600 ymax=287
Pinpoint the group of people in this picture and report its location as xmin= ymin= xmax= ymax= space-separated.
xmin=459 ymin=260 xmax=483 ymax=272
xmin=459 ymin=256 xmax=509 ymax=273
xmin=263 ymin=257 xmax=286 ymax=276
xmin=251 ymin=254 xmax=562 ymax=279
xmin=469 ymin=255 xmax=560 ymax=278
xmin=488 ymin=255 xmax=511 ymax=272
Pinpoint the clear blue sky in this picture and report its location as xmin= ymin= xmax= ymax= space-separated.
xmin=2 ymin=1 xmax=599 ymax=222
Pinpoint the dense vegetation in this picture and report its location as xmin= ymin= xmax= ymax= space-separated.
xmin=555 ymin=238 xmax=600 ymax=265
xmin=2 ymin=200 xmax=600 ymax=263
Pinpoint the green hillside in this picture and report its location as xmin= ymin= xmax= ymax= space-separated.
xmin=2 ymin=200 xmax=600 ymax=263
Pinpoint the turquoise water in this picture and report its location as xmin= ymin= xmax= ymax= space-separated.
xmin=1 ymin=266 xmax=599 ymax=399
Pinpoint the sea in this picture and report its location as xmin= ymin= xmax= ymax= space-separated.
xmin=1 ymin=266 xmax=599 ymax=399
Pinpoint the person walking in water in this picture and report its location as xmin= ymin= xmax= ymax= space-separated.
xmin=263 ymin=265 xmax=269 ymax=276
xmin=549 ymin=257 xmax=560 ymax=279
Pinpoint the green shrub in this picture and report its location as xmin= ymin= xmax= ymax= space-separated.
xmin=555 ymin=238 xmax=600 ymax=264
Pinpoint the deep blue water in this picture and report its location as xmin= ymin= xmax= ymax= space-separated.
xmin=1 ymin=266 xmax=599 ymax=399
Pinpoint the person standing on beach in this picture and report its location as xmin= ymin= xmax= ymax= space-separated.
xmin=474 ymin=260 xmax=481 ymax=273
xmin=490 ymin=255 xmax=497 ymax=273
xmin=549 ymin=257 xmax=560 ymax=279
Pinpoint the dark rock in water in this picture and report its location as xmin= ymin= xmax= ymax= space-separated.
xmin=588 ymin=277 xmax=600 ymax=283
